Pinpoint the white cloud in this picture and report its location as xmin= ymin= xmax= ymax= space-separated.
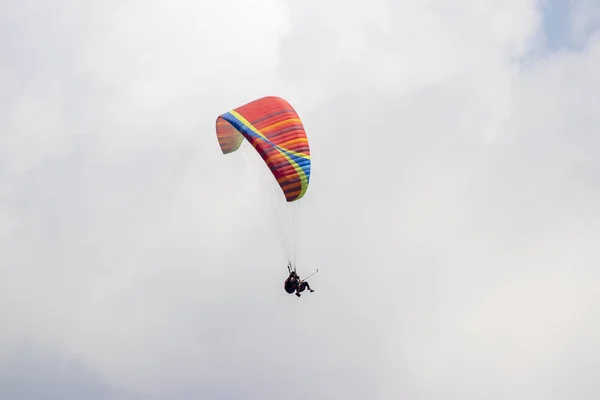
xmin=2 ymin=0 xmax=600 ymax=399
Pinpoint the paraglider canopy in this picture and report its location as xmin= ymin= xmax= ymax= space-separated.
xmin=215 ymin=96 xmax=311 ymax=202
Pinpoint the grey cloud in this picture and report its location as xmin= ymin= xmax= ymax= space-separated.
xmin=1 ymin=0 xmax=600 ymax=399
xmin=0 ymin=345 xmax=140 ymax=400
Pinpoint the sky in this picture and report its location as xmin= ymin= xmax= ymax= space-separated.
xmin=1 ymin=0 xmax=600 ymax=399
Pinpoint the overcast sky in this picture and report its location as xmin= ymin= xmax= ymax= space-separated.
xmin=1 ymin=0 xmax=600 ymax=399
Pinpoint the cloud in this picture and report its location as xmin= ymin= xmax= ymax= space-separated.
xmin=1 ymin=0 xmax=600 ymax=399
xmin=0 ymin=344 xmax=140 ymax=400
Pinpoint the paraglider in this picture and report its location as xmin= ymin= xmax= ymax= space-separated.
xmin=215 ymin=96 xmax=315 ymax=295
xmin=284 ymin=262 xmax=316 ymax=297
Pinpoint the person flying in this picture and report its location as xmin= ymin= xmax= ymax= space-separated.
xmin=284 ymin=263 xmax=315 ymax=297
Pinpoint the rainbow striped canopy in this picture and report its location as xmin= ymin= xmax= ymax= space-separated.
xmin=216 ymin=96 xmax=311 ymax=202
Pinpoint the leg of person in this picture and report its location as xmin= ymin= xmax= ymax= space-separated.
xmin=304 ymin=281 xmax=314 ymax=292
xmin=298 ymin=282 xmax=314 ymax=293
